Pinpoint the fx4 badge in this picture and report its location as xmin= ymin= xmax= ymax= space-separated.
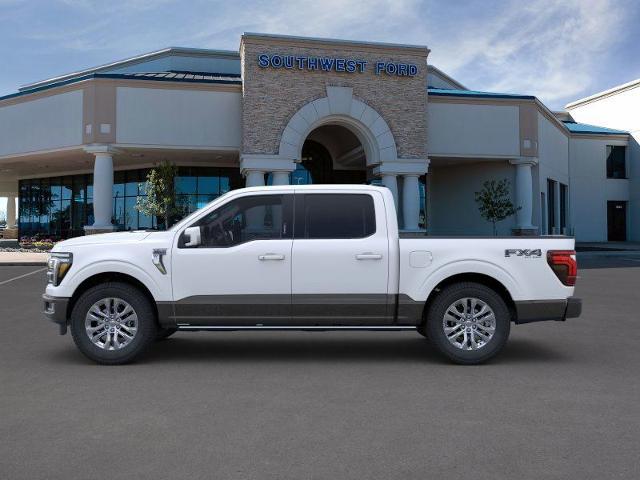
xmin=505 ymin=248 xmax=542 ymax=258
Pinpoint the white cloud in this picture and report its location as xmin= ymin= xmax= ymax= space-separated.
xmin=426 ymin=0 xmax=629 ymax=107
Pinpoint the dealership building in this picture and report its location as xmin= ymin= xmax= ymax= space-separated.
xmin=0 ymin=33 xmax=637 ymax=241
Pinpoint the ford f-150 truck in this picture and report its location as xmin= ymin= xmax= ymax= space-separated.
xmin=43 ymin=185 xmax=581 ymax=365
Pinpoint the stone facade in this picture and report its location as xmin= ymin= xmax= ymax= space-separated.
xmin=240 ymin=34 xmax=429 ymax=161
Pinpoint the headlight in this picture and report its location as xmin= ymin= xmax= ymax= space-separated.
xmin=47 ymin=252 xmax=73 ymax=286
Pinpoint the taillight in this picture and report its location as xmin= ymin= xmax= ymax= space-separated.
xmin=547 ymin=250 xmax=577 ymax=286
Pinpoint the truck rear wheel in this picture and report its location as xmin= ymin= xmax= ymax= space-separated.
xmin=426 ymin=282 xmax=510 ymax=365
xmin=70 ymin=282 xmax=157 ymax=365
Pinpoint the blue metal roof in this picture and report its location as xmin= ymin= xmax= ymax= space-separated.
xmin=0 ymin=71 xmax=242 ymax=102
xmin=562 ymin=121 xmax=628 ymax=135
xmin=428 ymin=87 xmax=535 ymax=100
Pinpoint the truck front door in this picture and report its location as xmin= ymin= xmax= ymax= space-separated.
xmin=171 ymin=192 xmax=293 ymax=326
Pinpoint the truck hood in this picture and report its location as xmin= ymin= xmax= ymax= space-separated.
xmin=54 ymin=231 xmax=154 ymax=249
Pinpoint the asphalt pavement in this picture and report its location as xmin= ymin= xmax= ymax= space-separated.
xmin=1 ymin=255 xmax=639 ymax=479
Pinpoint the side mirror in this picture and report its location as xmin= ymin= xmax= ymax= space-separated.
xmin=183 ymin=226 xmax=202 ymax=247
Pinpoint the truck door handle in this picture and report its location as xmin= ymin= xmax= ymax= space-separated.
xmin=356 ymin=253 xmax=383 ymax=260
xmin=258 ymin=254 xmax=285 ymax=261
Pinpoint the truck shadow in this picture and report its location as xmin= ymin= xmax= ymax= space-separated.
xmin=134 ymin=334 xmax=567 ymax=365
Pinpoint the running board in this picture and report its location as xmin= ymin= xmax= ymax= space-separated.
xmin=177 ymin=325 xmax=417 ymax=332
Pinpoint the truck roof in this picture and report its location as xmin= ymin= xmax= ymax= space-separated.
xmin=239 ymin=184 xmax=388 ymax=193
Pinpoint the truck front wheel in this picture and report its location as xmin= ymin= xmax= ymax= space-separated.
xmin=70 ymin=282 xmax=158 ymax=365
xmin=426 ymin=282 xmax=510 ymax=365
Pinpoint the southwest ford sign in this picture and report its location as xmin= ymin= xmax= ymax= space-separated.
xmin=257 ymin=54 xmax=418 ymax=77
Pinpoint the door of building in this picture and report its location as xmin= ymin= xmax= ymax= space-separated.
xmin=607 ymin=201 xmax=627 ymax=241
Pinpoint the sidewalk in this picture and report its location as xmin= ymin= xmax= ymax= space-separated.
xmin=576 ymin=242 xmax=640 ymax=252
xmin=0 ymin=252 xmax=49 ymax=266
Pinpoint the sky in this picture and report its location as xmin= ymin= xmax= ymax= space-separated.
xmin=1 ymin=0 xmax=639 ymax=213
xmin=0 ymin=0 xmax=639 ymax=109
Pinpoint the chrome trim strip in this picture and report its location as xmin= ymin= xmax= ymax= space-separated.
xmin=177 ymin=325 xmax=417 ymax=331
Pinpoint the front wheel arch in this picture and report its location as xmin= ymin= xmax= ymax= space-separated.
xmin=67 ymin=272 xmax=159 ymax=327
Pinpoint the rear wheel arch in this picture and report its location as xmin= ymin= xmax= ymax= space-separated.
xmin=421 ymin=273 xmax=516 ymax=325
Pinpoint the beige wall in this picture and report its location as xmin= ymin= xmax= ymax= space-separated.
xmin=0 ymin=90 xmax=83 ymax=157
xmin=115 ymin=86 xmax=242 ymax=148
xmin=427 ymin=102 xmax=520 ymax=157
xmin=240 ymin=35 xmax=428 ymax=159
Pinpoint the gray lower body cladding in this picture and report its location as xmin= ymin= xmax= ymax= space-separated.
xmin=514 ymin=297 xmax=582 ymax=324
xmin=168 ymin=294 xmax=407 ymax=327
xmin=45 ymin=293 xmax=582 ymax=329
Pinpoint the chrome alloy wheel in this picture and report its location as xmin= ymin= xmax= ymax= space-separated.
xmin=84 ymin=298 xmax=138 ymax=350
xmin=442 ymin=297 xmax=496 ymax=351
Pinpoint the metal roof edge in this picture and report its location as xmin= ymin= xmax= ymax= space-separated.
xmin=2 ymin=72 xmax=242 ymax=103
xmin=427 ymin=65 xmax=467 ymax=90
xmin=427 ymin=88 xmax=535 ymax=100
xmin=19 ymin=46 xmax=240 ymax=92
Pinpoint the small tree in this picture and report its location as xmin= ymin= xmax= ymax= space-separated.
xmin=474 ymin=179 xmax=520 ymax=236
xmin=136 ymin=161 xmax=182 ymax=229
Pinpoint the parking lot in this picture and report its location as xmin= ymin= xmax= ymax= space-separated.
xmin=1 ymin=255 xmax=639 ymax=480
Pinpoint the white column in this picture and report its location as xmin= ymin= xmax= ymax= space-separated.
xmin=6 ymin=195 xmax=16 ymax=229
xmin=91 ymin=152 xmax=114 ymax=230
xmin=245 ymin=170 xmax=265 ymax=187
xmin=84 ymin=146 xmax=116 ymax=232
xmin=381 ymin=174 xmax=399 ymax=211
xmin=510 ymin=158 xmax=537 ymax=232
xmin=402 ymin=174 xmax=421 ymax=231
xmin=374 ymin=159 xmax=428 ymax=232
xmin=272 ymin=171 xmax=290 ymax=186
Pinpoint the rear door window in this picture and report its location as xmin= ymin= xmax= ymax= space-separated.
xmin=295 ymin=194 xmax=376 ymax=239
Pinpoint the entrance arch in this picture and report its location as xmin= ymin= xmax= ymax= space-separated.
xmin=278 ymin=86 xmax=398 ymax=166
xmin=297 ymin=124 xmax=367 ymax=184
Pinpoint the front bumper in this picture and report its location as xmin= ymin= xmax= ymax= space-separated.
xmin=515 ymin=297 xmax=582 ymax=324
xmin=43 ymin=294 xmax=70 ymax=335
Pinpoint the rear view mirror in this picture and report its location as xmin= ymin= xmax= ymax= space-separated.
xmin=183 ymin=226 xmax=202 ymax=247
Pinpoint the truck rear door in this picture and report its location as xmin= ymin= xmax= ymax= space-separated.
xmin=290 ymin=190 xmax=391 ymax=325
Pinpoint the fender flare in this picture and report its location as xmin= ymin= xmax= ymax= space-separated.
xmin=65 ymin=260 xmax=163 ymax=301
xmin=415 ymin=259 xmax=522 ymax=302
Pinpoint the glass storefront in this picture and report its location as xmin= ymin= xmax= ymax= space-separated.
xmin=18 ymin=164 xmax=424 ymax=238
xmin=19 ymin=166 xmax=242 ymax=239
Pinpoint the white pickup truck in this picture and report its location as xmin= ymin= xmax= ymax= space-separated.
xmin=43 ymin=185 xmax=581 ymax=365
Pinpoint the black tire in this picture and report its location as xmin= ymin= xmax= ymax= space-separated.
xmin=70 ymin=282 xmax=157 ymax=365
xmin=156 ymin=327 xmax=178 ymax=341
xmin=416 ymin=324 xmax=429 ymax=340
xmin=426 ymin=282 xmax=510 ymax=365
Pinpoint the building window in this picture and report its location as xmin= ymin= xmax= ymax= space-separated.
xmin=606 ymin=146 xmax=626 ymax=179
xmin=560 ymin=183 xmax=568 ymax=233
xmin=18 ymin=166 xmax=242 ymax=239
xmin=547 ymin=179 xmax=556 ymax=235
